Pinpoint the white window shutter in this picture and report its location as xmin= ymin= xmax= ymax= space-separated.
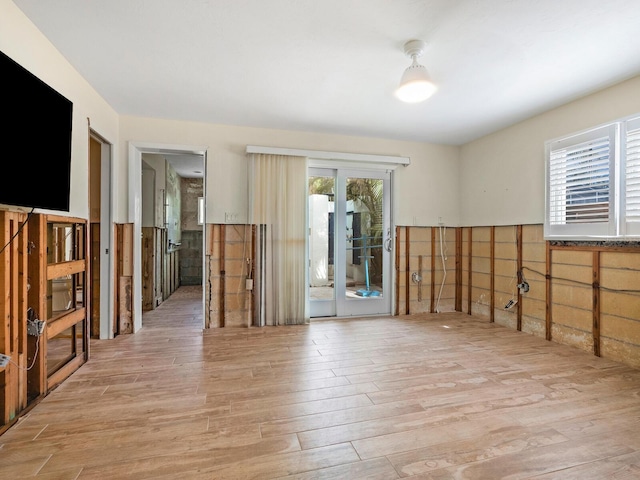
xmin=624 ymin=117 xmax=640 ymax=236
xmin=545 ymin=124 xmax=617 ymax=239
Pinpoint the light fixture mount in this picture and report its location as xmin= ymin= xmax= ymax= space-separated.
xmin=403 ymin=39 xmax=426 ymax=58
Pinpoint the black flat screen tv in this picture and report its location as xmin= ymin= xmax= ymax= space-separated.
xmin=1 ymin=50 xmax=73 ymax=211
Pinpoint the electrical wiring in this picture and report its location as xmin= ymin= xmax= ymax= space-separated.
xmin=521 ymin=266 xmax=640 ymax=294
xmin=435 ymin=225 xmax=447 ymax=313
xmin=8 ymin=334 xmax=40 ymax=371
xmin=0 ymin=207 xmax=35 ymax=255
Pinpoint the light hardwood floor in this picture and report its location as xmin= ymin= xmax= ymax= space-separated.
xmin=2 ymin=285 xmax=640 ymax=479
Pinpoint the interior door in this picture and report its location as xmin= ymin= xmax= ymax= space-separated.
xmin=309 ymin=167 xmax=391 ymax=317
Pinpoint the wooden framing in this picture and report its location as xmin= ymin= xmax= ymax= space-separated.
xmin=592 ymin=250 xmax=601 ymax=357
xmin=250 ymin=225 xmax=256 ymax=326
xmin=0 ymin=211 xmax=28 ymax=426
xmin=115 ymin=224 xmax=134 ymax=334
xmin=390 ymin=224 xmax=638 ymax=368
xmin=417 ymin=255 xmax=423 ymax=303
xmin=220 ymin=224 xmax=226 ymax=327
xmin=44 ymin=216 xmax=90 ymax=389
xmin=455 ymin=227 xmax=462 ymax=312
xmin=490 ymin=226 xmax=495 ymax=323
xmin=394 ymin=226 xmax=400 ymax=316
xmin=516 ymin=225 xmax=523 ymax=331
xmin=543 ymin=242 xmax=629 ymax=358
xmin=545 ymin=241 xmax=552 ymax=341
xmin=405 ymin=227 xmax=410 ymax=315
xmin=1 ymin=213 xmax=89 ymax=431
xmin=27 ymin=214 xmax=47 ymax=401
xmin=467 ymin=228 xmax=472 ymax=315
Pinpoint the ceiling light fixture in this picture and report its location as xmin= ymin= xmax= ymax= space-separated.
xmin=395 ymin=39 xmax=437 ymax=103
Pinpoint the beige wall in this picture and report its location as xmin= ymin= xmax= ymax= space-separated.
xmin=118 ymin=116 xmax=461 ymax=228
xmin=1 ymin=0 xmax=120 ymax=219
xmin=460 ymin=75 xmax=640 ymax=227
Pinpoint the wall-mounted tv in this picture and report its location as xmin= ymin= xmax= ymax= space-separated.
xmin=0 ymin=50 xmax=73 ymax=212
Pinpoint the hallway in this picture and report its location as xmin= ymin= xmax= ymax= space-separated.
xmin=1 ymin=287 xmax=640 ymax=478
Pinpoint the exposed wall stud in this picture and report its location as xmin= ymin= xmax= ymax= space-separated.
xmin=516 ymin=225 xmax=523 ymax=331
xmin=395 ymin=226 xmax=400 ymax=316
xmin=417 ymin=255 xmax=423 ymax=303
xmin=490 ymin=226 xmax=495 ymax=323
xmin=467 ymin=227 xmax=472 ymax=315
xmin=455 ymin=227 xmax=462 ymax=312
xmin=405 ymin=227 xmax=410 ymax=315
xmin=220 ymin=224 xmax=226 ymax=328
xmin=593 ymin=250 xmax=601 ymax=357
xmin=546 ymin=241 xmax=552 ymax=341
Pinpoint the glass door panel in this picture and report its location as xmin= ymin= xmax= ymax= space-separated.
xmin=308 ymin=171 xmax=336 ymax=317
xmin=344 ymin=176 xmax=384 ymax=300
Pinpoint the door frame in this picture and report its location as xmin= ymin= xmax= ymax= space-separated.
xmin=308 ymin=163 xmax=393 ymax=318
xmin=89 ymin=130 xmax=115 ymax=339
xmin=128 ymin=142 xmax=208 ymax=332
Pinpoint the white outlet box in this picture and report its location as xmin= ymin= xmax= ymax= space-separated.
xmin=0 ymin=354 xmax=10 ymax=368
xmin=225 ymin=212 xmax=238 ymax=223
xmin=28 ymin=319 xmax=46 ymax=336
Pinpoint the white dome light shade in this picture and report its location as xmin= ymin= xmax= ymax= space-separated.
xmin=395 ymin=39 xmax=437 ymax=103
xmin=395 ymin=59 xmax=437 ymax=103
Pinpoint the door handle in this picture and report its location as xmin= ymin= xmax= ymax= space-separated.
xmin=384 ymin=229 xmax=393 ymax=252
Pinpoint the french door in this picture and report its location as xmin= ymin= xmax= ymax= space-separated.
xmin=308 ymin=167 xmax=391 ymax=317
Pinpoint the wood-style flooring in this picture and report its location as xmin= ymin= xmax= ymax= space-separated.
xmin=2 ymin=285 xmax=640 ymax=479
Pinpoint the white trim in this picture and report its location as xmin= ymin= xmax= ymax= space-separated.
xmin=128 ymin=141 xmax=208 ymax=333
xmin=246 ymin=145 xmax=410 ymax=167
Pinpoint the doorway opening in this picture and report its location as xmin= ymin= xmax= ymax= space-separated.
xmin=128 ymin=142 xmax=208 ymax=332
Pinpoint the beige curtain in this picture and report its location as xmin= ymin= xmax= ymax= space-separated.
xmin=249 ymin=153 xmax=309 ymax=325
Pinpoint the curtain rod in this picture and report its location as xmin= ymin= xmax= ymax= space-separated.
xmin=246 ymin=145 xmax=410 ymax=166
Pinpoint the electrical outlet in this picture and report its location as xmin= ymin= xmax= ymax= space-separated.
xmin=225 ymin=212 xmax=238 ymax=223
xmin=518 ymin=281 xmax=530 ymax=294
xmin=0 ymin=354 xmax=10 ymax=368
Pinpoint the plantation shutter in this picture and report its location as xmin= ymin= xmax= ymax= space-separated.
xmin=545 ymin=124 xmax=617 ymax=238
xmin=625 ymin=117 xmax=640 ymax=235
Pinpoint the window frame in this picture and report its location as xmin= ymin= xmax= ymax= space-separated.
xmin=545 ymin=114 xmax=640 ymax=241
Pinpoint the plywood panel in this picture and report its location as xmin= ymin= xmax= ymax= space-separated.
xmin=118 ymin=277 xmax=133 ymax=334
xmin=600 ymin=313 xmax=640 ymax=346
xmin=141 ymin=227 xmax=155 ymax=311
xmin=409 ymin=242 xmax=432 ymax=313
xmin=205 ymin=224 xmax=253 ymax=328
xmin=600 ymin=337 xmax=640 ymax=369
xmin=432 ymin=227 xmax=456 ymax=312
xmin=121 ymin=223 xmax=134 ymax=277
xmin=600 ymin=291 xmax=640 ymax=319
xmin=551 ymin=323 xmax=594 ymax=353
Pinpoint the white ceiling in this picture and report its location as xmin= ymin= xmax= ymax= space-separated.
xmin=12 ymin=0 xmax=640 ymax=146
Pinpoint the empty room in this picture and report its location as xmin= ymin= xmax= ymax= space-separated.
xmin=1 ymin=1 xmax=640 ymax=478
